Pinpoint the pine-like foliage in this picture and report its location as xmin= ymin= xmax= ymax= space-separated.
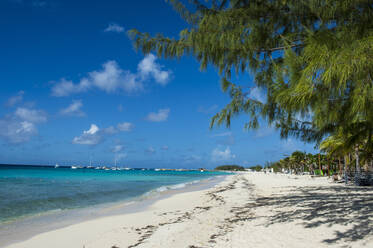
xmin=128 ymin=0 xmax=373 ymax=156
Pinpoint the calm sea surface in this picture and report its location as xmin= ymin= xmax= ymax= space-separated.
xmin=0 ymin=165 xmax=226 ymax=224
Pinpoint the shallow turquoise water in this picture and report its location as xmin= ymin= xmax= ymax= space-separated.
xmin=0 ymin=165 xmax=226 ymax=223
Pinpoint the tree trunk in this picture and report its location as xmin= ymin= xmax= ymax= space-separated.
xmin=354 ymin=145 xmax=361 ymax=185
xmin=318 ymin=153 xmax=322 ymax=176
xmin=355 ymin=145 xmax=361 ymax=174
xmin=344 ymin=155 xmax=348 ymax=184
xmin=338 ymin=157 xmax=342 ymax=177
xmin=327 ymin=158 xmax=330 ymax=178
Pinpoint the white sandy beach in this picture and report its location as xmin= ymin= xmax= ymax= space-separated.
xmin=6 ymin=172 xmax=373 ymax=248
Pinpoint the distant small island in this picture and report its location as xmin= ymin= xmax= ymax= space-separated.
xmin=215 ymin=165 xmax=245 ymax=171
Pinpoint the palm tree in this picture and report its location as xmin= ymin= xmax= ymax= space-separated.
xmin=320 ymin=135 xmax=344 ymax=175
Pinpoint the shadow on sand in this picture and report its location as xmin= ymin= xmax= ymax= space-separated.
xmin=255 ymin=185 xmax=373 ymax=244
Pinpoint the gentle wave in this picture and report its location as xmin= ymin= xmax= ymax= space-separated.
xmin=0 ymin=166 xmax=227 ymax=224
xmin=144 ymin=177 xmax=218 ymax=196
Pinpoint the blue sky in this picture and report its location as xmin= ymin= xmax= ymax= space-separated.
xmin=0 ymin=0 xmax=317 ymax=168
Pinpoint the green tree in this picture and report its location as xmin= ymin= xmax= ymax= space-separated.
xmin=290 ymin=151 xmax=306 ymax=174
xmin=249 ymin=165 xmax=262 ymax=172
xmin=129 ymin=0 xmax=373 ymax=165
xmin=215 ymin=165 xmax=245 ymax=171
xmin=305 ymin=153 xmax=317 ymax=174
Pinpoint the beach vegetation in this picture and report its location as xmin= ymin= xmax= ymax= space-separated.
xmin=215 ymin=165 xmax=245 ymax=171
xmin=129 ymin=0 xmax=373 ymax=184
xmin=248 ymin=165 xmax=262 ymax=172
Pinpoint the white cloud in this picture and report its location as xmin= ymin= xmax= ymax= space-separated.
xmin=72 ymin=124 xmax=102 ymax=145
xmin=51 ymin=78 xmax=90 ymax=97
xmin=0 ymin=119 xmax=37 ymax=144
xmin=51 ymin=61 xmax=143 ymax=97
xmin=211 ymin=147 xmax=236 ymax=162
xmin=145 ymin=146 xmax=156 ymax=154
xmin=138 ymin=54 xmax=172 ymax=85
xmin=0 ymin=107 xmax=47 ymax=144
xmin=60 ymin=100 xmax=85 ymax=117
xmin=248 ymin=86 xmax=266 ymax=103
xmin=104 ymin=23 xmax=125 ymax=33
xmin=112 ymin=144 xmax=126 ymax=162
xmin=103 ymin=126 xmax=118 ymax=134
xmin=72 ymin=122 xmax=132 ymax=146
xmin=112 ymin=145 xmax=124 ymax=153
xmin=86 ymin=124 xmax=99 ymax=134
xmin=51 ymin=55 xmax=171 ymax=97
xmin=146 ymin=108 xmax=170 ymax=122
xmin=88 ymin=61 xmax=141 ymax=93
xmin=117 ymin=122 xmax=134 ymax=132
xmin=15 ymin=107 xmax=47 ymax=123
xmin=6 ymin=91 xmax=24 ymax=107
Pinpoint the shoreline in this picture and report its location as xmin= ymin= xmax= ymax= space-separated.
xmin=5 ymin=172 xmax=373 ymax=248
xmin=1 ymin=174 xmax=227 ymax=248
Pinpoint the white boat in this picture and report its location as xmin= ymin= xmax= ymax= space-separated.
xmin=71 ymin=166 xmax=77 ymax=169
xmin=55 ymin=164 xmax=60 ymax=168
xmin=154 ymin=168 xmax=161 ymax=171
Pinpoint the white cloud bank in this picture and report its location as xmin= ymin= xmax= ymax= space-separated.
xmin=0 ymin=107 xmax=47 ymax=144
xmin=211 ymin=147 xmax=236 ymax=162
xmin=146 ymin=108 xmax=170 ymax=122
xmin=60 ymin=100 xmax=85 ymax=117
xmin=51 ymin=55 xmax=171 ymax=97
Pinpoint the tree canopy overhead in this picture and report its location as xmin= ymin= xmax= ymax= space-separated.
xmin=129 ymin=0 xmax=373 ymax=157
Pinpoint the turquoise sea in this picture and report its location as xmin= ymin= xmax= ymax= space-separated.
xmin=0 ymin=165 xmax=226 ymax=224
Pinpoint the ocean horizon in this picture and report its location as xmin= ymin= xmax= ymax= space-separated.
xmin=0 ymin=164 xmax=227 ymax=224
